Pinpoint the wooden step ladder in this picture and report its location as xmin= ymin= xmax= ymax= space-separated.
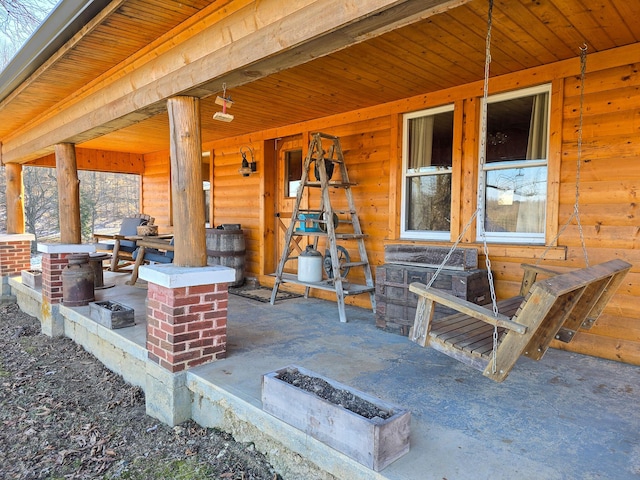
xmin=270 ymin=132 xmax=375 ymax=322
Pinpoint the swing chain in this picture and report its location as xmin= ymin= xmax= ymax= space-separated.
xmin=575 ymin=44 xmax=589 ymax=266
xmin=480 ymin=0 xmax=500 ymax=374
xmin=536 ymin=44 xmax=589 ymax=267
xmin=423 ymin=0 xmax=500 ymax=374
xmin=425 ymin=210 xmax=478 ymax=290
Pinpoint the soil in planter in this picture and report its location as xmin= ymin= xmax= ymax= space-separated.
xmin=277 ymin=369 xmax=392 ymax=420
xmin=96 ymin=301 xmax=130 ymax=312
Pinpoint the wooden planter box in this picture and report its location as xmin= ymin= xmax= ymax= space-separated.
xmin=21 ymin=269 xmax=42 ymax=289
xmin=262 ymin=365 xmax=410 ymax=471
xmin=89 ymin=300 xmax=135 ymax=329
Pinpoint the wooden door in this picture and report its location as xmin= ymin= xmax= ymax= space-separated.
xmin=276 ymin=134 xmax=306 ymax=274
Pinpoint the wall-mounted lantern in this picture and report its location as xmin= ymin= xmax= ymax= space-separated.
xmin=239 ymin=146 xmax=256 ymax=177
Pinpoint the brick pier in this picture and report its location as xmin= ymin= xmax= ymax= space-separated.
xmin=139 ymin=263 xmax=235 ymax=425
xmin=0 ymin=234 xmax=34 ymax=302
xmin=146 ymin=281 xmax=228 ymax=372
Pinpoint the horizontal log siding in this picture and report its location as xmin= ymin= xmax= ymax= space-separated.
xmin=550 ymin=62 xmax=639 ymax=362
xmin=211 ymin=144 xmax=262 ymax=279
xmin=140 ymin=52 xmax=639 ymax=365
xmin=142 ymin=151 xmax=172 ymax=229
xmin=30 ymin=149 xmax=144 ymax=174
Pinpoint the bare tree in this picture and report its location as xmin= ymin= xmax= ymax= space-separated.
xmin=0 ymin=0 xmax=58 ymax=67
xmin=23 ymin=166 xmax=59 ymax=244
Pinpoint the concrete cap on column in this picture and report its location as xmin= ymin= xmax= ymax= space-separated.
xmin=139 ymin=264 xmax=235 ymax=288
xmin=37 ymin=243 xmax=96 ymax=254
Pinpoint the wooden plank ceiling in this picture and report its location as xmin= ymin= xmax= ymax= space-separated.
xmin=3 ymin=0 xmax=639 ymax=157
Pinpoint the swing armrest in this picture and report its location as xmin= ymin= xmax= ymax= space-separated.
xmin=409 ymin=283 xmax=527 ymax=334
xmin=519 ymin=264 xmax=561 ymax=296
xmin=520 ymin=263 xmax=561 ymax=277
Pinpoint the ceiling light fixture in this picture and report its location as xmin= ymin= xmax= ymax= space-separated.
xmin=213 ymin=83 xmax=234 ymax=122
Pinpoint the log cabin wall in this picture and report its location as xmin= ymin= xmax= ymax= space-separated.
xmin=207 ymin=142 xmax=263 ymax=278
xmin=142 ymin=151 xmax=172 ymax=230
xmin=30 ymin=149 xmax=144 ymax=175
xmin=141 ymin=44 xmax=639 ymax=365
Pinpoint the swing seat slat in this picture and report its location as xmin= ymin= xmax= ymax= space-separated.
xmin=409 ymin=259 xmax=631 ymax=382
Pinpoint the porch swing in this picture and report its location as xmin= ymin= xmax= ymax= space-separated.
xmin=408 ymin=2 xmax=631 ymax=382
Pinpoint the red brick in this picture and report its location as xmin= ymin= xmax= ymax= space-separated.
xmin=187 ymin=284 xmax=215 ymax=295
xmin=187 ymin=356 xmax=214 ymax=368
xmin=151 ymin=327 xmax=168 ymax=341
xmin=203 ymin=292 xmax=227 ymax=302
xmin=165 ymin=331 xmax=194 ymax=344
xmin=148 ymin=351 xmax=160 ymax=365
xmin=159 ymin=304 xmax=185 ymax=317
xmin=171 ymin=313 xmax=201 ymax=325
xmin=188 ymin=338 xmax=214 ymax=349
xmin=173 ymin=350 xmax=201 ymax=364
xmin=213 ymin=317 xmax=227 ymax=329
xmin=201 ymin=327 xmax=226 ymax=339
xmin=188 ymin=303 xmax=213 ymax=314
xmin=203 ymin=310 xmax=227 ymax=320
xmin=186 ymin=320 xmax=214 ymax=332
xmin=165 ymin=295 xmax=200 ymax=308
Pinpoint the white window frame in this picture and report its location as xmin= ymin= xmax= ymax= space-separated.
xmin=401 ymin=104 xmax=455 ymax=241
xmin=477 ymin=84 xmax=552 ymax=244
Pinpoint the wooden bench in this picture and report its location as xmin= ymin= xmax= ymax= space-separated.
xmin=409 ymin=259 xmax=632 ymax=382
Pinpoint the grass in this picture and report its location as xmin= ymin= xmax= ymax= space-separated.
xmin=106 ymin=457 xmax=217 ymax=480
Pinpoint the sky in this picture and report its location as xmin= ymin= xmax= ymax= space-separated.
xmin=0 ymin=0 xmax=58 ymax=69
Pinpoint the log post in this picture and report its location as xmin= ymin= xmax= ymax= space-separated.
xmin=5 ymin=163 xmax=25 ymax=234
xmin=55 ymin=143 xmax=81 ymax=244
xmin=167 ymin=96 xmax=207 ymax=267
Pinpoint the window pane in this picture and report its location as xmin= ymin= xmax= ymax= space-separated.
xmin=407 ymin=173 xmax=452 ymax=231
xmin=486 ymin=92 xmax=549 ymax=163
xmin=404 ymin=108 xmax=454 ymax=236
xmin=285 ymin=150 xmax=302 ymax=197
xmin=484 ymin=166 xmax=547 ymax=233
xmin=408 ymin=111 xmax=454 ymax=171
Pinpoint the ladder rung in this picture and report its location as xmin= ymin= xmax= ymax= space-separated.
xmin=333 ymin=210 xmax=356 ymax=215
xmin=304 ymin=181 xmax=357 ymax=188
xmin=336 ymin=233 xmax=365 ymax=240
xmin=315 ymin=132 xmax=339 ymax=140
xmin=341 ymin=261 xmax=368 ymax=268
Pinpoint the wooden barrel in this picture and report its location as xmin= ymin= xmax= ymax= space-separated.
xmin=206 ymin=227 xmax=246 ymax=287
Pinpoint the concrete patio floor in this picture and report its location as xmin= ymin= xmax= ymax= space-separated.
xmin=12 ymin=271 xmax=640 ymax=479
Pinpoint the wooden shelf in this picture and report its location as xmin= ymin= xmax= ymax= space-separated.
xmin=304 ymin=181 xmax=357 ymax=188
xmin=293 ymin=230 xmax=365 ymax=239
xmin=274 ymin=273 xmax=374 ymax=295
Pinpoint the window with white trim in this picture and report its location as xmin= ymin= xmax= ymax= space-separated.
xmin=401 ymin=105 xmax=454 ymax=240
xmin=479 ymin=85 xmax=551 ymax=244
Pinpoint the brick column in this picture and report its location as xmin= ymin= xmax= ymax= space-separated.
xmin=41 ymin=252 xmax=69 ymax=304
xmin=0 ymin=234 xmax=34 ymax=302
xmin=141 ymin=264 xmax=235 ymax=373
xmin=147 ymin=282 xmax=228 ymax=372
xmin=37 ymin=244 xmax=96 ymax=336
xmin=38 ymin=244 xmax=96 ymax=305
xmin=140 ymin=264 xmax=235 ymax=426
xmin=0 ymin=234 xmax=33 ymax=277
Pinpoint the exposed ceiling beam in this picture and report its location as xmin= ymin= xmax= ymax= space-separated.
xmin=1 ymin=0 xmax=466 ymax=164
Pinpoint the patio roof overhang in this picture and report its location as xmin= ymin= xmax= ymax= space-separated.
xmin=0 ymin=0 xmax=638 ymax=165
